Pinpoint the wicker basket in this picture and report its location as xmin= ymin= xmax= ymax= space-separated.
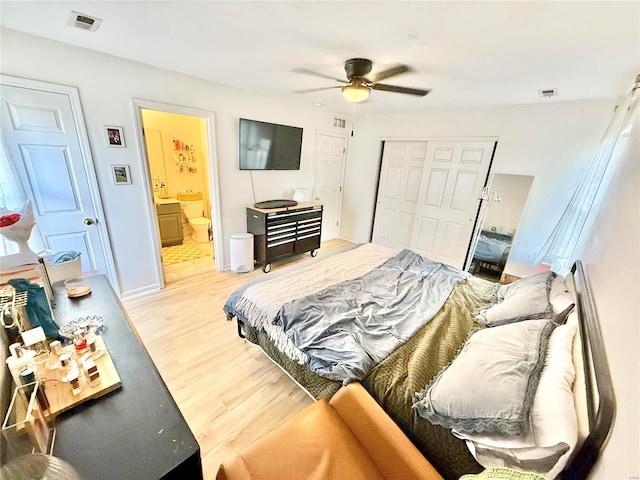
xmin=177 ymin=192 xmax=203 ymax=201
xmin=42 ymin=255 xmax=82 ymax=283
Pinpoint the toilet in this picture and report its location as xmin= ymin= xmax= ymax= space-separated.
xmin=178 ymin=194 xmax=211 ymax=243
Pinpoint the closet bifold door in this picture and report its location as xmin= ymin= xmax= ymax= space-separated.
xmin=409 ymin=140 xmax=495 ymax=269
xmin=371 ymin=141 xmax=429 ymax=249
xmin=372 ymin=140 xmax=495 ymax=269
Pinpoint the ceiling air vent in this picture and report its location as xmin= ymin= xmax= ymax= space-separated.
xmin=538 ymin=88 xmax=558 ymax=98
xmin=67 ymin=11 xmax=102 ymax=32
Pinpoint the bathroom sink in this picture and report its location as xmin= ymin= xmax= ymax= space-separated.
xmin=155 ymin=196 xmax=179 ymax=205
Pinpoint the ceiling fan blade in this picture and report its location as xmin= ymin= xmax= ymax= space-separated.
xmin=293 ymin=86 xmax=342 ymax=94
xmin=292 ymin=68 xmax=347 ymax=83
xmin=371 ymin=83 xmax=431 ymax=97
xmin=367 ymin=64 xmax=412 ymax=82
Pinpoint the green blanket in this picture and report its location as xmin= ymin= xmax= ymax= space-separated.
xmin=362 ymin=276 xmax=495 ymax=480
xmin=243 ymin=323 xmax=341 ymax=400
xmin=242 ymin=275 xmax=495 ymax=480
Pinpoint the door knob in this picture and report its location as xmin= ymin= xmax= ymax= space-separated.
xmin=83 ymin=218 xmax=95 ymax=226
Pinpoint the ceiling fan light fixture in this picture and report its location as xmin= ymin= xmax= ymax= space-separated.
xmin=341 ymin=84 xmax=371 ymax=103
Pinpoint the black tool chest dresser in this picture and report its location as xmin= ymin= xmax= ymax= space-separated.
xmin=246 ymin=202 xmax=323 ymax=272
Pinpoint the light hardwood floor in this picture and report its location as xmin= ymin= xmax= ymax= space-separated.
xmin=162 ymin=234 xmax=216 ymax=286
xmin=123 ymin=238 xmax=352 ymax=479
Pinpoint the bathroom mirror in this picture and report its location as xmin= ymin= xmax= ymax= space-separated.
xmin=145 ymin=128 xmax=168 ymax=196
xmin=468 ymin=173 xmax=534 ymax=282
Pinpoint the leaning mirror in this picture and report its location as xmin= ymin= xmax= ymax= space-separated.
xmin=467 ymin=173 xmax=534 ymax=282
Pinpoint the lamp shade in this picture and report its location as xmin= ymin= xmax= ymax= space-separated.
xmin=341 ymin=84 xmax=370 ymax=103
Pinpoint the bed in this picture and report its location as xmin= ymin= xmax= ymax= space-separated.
xmin=223 ymin=243 xmax=614 ymax=480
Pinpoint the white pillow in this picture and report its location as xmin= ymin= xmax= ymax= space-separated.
xmin=550 ymin=274 xmax=575 ymax=314
xmin=549 ymin=273 xmax=568 ymax=299
xmin=454 ymin=323 xmax=578 ymax=478
xmin=475 ymin=272 xmax=555 ymax=326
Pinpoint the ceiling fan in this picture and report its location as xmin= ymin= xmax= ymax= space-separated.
xmin=293 ymin=58 xmax=430 ymax=103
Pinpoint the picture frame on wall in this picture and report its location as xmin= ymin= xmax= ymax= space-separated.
xmin=104 ymin=125 xmax=125 ymax=148
xmin=111 ymin=165 xmax=131 ymax=185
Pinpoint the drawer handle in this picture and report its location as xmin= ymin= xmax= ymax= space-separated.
xmin=297 ymin=233 xmax=320 ymax=240
xmin=267 ymin=227 xmax=296 ymax=237
xmin=268 ymin=232 xmax=296 ymax=238
xmin=268 ymin=239 xmax=295 ymax=247
xmin=268 ymin=222 xmax=296 ymax=229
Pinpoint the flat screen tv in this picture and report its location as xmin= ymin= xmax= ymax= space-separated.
xmin=239 ymin=118 xmax=303 ymax=170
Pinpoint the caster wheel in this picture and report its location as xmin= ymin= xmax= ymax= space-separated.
xmin=310 ymin=250 xmax=318 ymax=257
xmin=262 ymin=264 xmax=271 ymax=273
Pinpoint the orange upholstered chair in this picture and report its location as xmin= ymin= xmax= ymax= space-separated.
xmin=216 ymin=382 xmax=443 ymax=480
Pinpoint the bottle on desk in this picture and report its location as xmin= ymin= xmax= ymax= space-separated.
xmin=19 ymin=367 xmax=50 ymax=411
xmin=86 ymin=337 xmax=105 ymax=360
xmin=82 ymin=357 xmax=100 ymax=387
xmin=59 ymin=352 xmax=79 ymax=383
xmin=6 ymin=343 xmax=37 ymax=388
xmin=67 ymin=371 xmax=81 ymax=396
xmin=46 ymin=340 xmax=63 ymax=372
xmin=73 ymin=329 xmax=87 ymax=353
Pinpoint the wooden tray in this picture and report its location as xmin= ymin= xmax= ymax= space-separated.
xmin=36 ymin=336 xmax=121 ymax=418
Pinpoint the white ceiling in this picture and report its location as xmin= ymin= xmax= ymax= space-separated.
xmin=1 ymin=1 xmax=638 ymax=115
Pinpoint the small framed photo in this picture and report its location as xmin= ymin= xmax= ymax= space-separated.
xmin=104 ymin=125 xmax=125 ymax=148
xmin=111 ymin=164 xmax=131 ymax=185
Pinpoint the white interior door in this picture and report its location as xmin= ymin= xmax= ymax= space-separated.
xmin=0 ymin=81 xmax=114 ymax=279
xmin=410 ymin=141 xmax=495 ymax=268
xmin=372 ymin=141 xmax=428 ymax=248
xmin=314 ymin=132 xmax=346 ymax=240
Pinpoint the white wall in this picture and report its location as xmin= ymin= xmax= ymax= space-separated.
xmin=484 ymin=173 xmax=534 ymax=235
xmin=573 ymin=104 xmax=639 ymax=479
xmin=2 ymin=25 xmax=636 ymax=480
xmin=0 ymin=28 xmax=346 ymax=297
xmin=340 ymin=100 xmax=613 ymax=264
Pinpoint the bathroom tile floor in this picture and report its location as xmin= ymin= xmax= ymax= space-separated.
xmin=162 ymin=232 xmax=215 ymax=286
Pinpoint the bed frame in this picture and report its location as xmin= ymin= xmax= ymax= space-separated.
xmin=232 ymin=258 xmax=616 ymax=479
xmin=559 ymin=260 xmax=616 ymax=479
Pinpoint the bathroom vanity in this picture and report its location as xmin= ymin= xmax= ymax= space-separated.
xmin=155 ymin=198 xmax=183 ymax=247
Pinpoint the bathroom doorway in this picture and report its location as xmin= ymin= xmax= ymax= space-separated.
xmin=132 ymin=100 xmax=223 ymax=288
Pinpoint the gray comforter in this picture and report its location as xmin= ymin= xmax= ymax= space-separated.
xmin=273 ymin=249 xmax=468 ymax=383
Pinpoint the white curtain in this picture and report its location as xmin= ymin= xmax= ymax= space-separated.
xmin=535 ymin=78 xmax=640 ymax=274
xmin=0 ymin=134 xmax=28 ymax=256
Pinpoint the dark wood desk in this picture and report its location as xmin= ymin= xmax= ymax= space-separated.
xmin=50 ymin=275 xmax=202 ymax=480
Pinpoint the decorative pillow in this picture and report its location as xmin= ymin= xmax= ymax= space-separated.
xmin=459 ymin=467 xmax=546 ymax=480
xmin=453 ymin=323 xmax=579 ymax=478
xmin=549 ymin=274 xmax=575 ymax=314
xmin=475 ymin=271 xmax=556 ymax=326
xmin=413 ymin=318 xmax=559 ymax=436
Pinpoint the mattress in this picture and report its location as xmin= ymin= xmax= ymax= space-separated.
xmin=223 ymin=246 xmax=608 ymax=480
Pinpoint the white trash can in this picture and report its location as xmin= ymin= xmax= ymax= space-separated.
xmin=229 ymin=233 xmax=253 ymax=273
